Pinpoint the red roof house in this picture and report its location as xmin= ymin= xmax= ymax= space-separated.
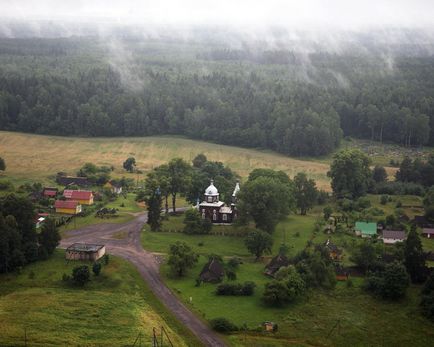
xmin=54 ymin=200 xmax=82 ymax=214
xmin=63 ymin=190 xmax=94 ymax=205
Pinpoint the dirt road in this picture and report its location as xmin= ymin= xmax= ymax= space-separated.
xmin=60 ymin=213 xmax=227 ymax=347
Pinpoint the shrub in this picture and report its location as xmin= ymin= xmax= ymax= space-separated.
xmin=209 ymin=317 xmax=238 ymax=333
xmin=72 ymin=265 xmax=90 ymax=286
xmin=62 ymin=273 xmax=70 ymax=282
xmin=364 ymin=262 xmax=409 ymax=300
xmin=226 ymin=269 xmax=237 ymax=281
xmin=215 ymin=282 xmax=256 ymax=296
xmin=380 ymin=195 xmax=389 ymax=205
xmin=92 ymin=262 xmax=102 ymax=276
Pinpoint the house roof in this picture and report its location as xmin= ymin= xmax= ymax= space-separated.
xmin=43 ymin=189 xmax=57 ymax=197
xmin=199 ymin=258 xmax=224 ymax=280
xmin=204 ymin=180 xmax=219 ymax=196
xmin=199 ymin=201 xmax=225 ymax=208
xmin=63 ymin=190 xmax=93 ymax=200
xmin=54 ymin=200 xmax=80 ymax=209
xmin=66 ymin=243 xmax=104 ymax=253
xmin=382 ymin=230 xmax=406 ymax=240
xmin=265 ymin=254 xmax=290 ymax=276
xmin=422 ymin=228 xmax=434 ymax=235
xmin=355 ymin=222 xmax=377 ymax=235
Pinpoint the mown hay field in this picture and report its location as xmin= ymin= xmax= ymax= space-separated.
xmin=0 ymin=131 xmax=331 ymax=189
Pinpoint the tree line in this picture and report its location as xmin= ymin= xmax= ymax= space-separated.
xmin=0 ymin=37 xmax=434 ymax=156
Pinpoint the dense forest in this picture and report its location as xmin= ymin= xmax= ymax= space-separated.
xmin=0 ymin=33 xmax=434 ymax=156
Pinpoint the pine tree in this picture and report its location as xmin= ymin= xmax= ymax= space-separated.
xmin=404 ymin=228 xmax=427 ymax=283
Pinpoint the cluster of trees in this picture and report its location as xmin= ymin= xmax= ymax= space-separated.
xmin=2 ymin=38 xmax=434 ymax=157
xmin=0 ymin=194 xmax=60 ymax=273
xmin=76 ymin=162 xmax=112 ymax=186
xmin=395 ymin=155 xmax=434 ymax=187
xmin=262 ymin=244 xmax=336 ymax=307
xmin=64 ymin=255 xmax=108 ymax=287
xmin=215 ymin=281 xmax=256 ymax=296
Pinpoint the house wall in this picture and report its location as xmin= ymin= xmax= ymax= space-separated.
xmin=56 ymin=207 xmax=78 ymax=214
xmin=76 ymin=197 xmax=93 ymax=205
xmin=65 ymin=246 xmax=105 ymax=261
xmin=383 ymin=238 xmax=403 ymax=244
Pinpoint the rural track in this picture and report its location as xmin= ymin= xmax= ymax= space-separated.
xmin=59 ymin=211 xmax=227 ymax=347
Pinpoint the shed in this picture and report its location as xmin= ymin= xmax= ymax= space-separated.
xmin=65 ymin=243 xmax=106 ymax=261
xmin=199 ymin=258 xmax=224 ymax=283
xmin=422 ymin=228 xmax=434 ymax=239
xmin=43 ymin=187 xmax=58 ymax=198
xmin=264 ymin=254 xmax=290 ymax=277
xmin=381 ymin=230 xmax=406 ymax=244
xmin=354 ymin=222 xmax=377 ymax=238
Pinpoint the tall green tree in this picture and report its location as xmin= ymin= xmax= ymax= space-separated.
xmin=167 ymin=241 xmax=199 ymax=277
xmin=238 ymin=171 xmax=295 ymax=233
xmin=167 ymin=158 xmax=192 ymax=213
xmin=123 ymin=157 xmax=136 ymax=173
xmin=372 ymin=165 xmax=387 ymax=183
xmin=328 ymin=149 xmax=372 ymax=198
xmin=144 ymin=172 xmax=163 ymax=231
xmin=404 ymin=228 xmax=427 ymax=283
xmin=38 ymin=218 xmax=60 ymax=256
xmin=293 ymin=172 xmax=318 ymax=215
xmin=244 ymin=230 xmax=273 ymax=260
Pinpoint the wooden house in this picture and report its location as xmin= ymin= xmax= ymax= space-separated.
xmin=105 ymin=181 xmax=123 ymax=194
xmin=65 ymin=243 xmax=105 ymax=261
xmin=63 ymin=190 xmax=94 ymax=205
xmin=381 ymin=230 xmax=406 ymax=244
xmin=54 ymin=200 xmax=82 ymax=215
xmin=42 ymin=187 xmax=58 ymax=198
xmin=199 ymin=257 xmax=225 ymax=283
xmin=354 ymin=222 xmax=377 ymax=238
xmin=422 ymin=228 xmax=434 ymax=239
xmin=56 ymin=174 xmax=91 ymax=187
xmin=264 ymin=254 xmax=290 ymax=277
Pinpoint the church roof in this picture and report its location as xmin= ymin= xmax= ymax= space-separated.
xmin=205 ymin=179 xmax=219 ymax=196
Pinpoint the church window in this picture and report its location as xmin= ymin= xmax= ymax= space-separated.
xmin=222 ymin=214 xmax=227 ymax=221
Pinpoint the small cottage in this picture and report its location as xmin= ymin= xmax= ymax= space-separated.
xmin=422 ymin=228 xmax=434 ymax=239
xmin=65 ymin=243 xmax=106 ymax=261
xmin=264 ymin=254 xmax=290 ymax=277
xmin=354 ymin=222 xmax=377 ymax=238
xmin=43 ymin=187 xmax=58 ymax=198
xmin=63 ymin=190 xmax=94 ymax=205
xmin=199 ymin=257 xmax=225 ymax=283
xmin=105 ymin=181 xmax=123 ymax=194
xmin=54 ymin=200 xmax=82 ymax=214
xmin=381 ymin=230 xmax=406 ymax=244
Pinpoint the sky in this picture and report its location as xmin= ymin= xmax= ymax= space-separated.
xmin=1 ymin=0 xmax=434 ymax=30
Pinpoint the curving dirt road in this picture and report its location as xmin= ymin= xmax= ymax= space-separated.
xmin=59 ymin=212 xmax=227 ymax=347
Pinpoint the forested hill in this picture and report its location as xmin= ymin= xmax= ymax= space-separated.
xmin=0 ymin=35 xmax=433 ymax=156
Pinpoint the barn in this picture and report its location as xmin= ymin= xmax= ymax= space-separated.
xmin=65 ymin=243 xmax=106 ymax=261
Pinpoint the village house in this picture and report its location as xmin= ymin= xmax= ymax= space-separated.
xmin=104 ymin=181 xmax=123 ymax=194
xmin=199 ymin=257 xmax=225 ymax=283
xmin=422 ymin=228 xmax=434 ymax=239
xmin=264 ymin=254 xmax=290 ymax=277
xmin=56 ymin=174 xmax=91 ymax=187
xmin=381 ymin=230 xmax=407 ymax=244
xmin=63 ymin=190 xmax=94 ymax=205
xmin=413 ymin=215 xmax=434 ymax=228
xmin=54 ymin=200 xmax=82 ymax=215
xmin=354 ymin=221 xmax=377 ymax=238
xmin=65 ymin=243 xmax=106 ymax=261
xmin=198 ymin=180 xmax=240 ymax=224
xmin=324 ymin=239 xmax=342 ymax=261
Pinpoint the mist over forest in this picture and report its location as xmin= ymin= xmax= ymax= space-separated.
xmin=1 ymin=1 xmax=434 ymax=156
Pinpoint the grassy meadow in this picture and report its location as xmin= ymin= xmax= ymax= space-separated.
xmin=0 ymin=251 xmax=200 ymax=347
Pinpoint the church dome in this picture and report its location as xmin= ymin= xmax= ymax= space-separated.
xmin=205 ymin=180 xmax=219 ymax=196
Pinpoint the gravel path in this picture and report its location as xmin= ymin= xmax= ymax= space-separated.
xmin=59 ymin=212 xmax=227 ymax=347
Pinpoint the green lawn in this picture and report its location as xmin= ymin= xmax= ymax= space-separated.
xmin=0 ymin=251 xmax=199 ymax=346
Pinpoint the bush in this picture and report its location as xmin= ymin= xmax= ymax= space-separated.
xmin=0 ymin=180 xmax=13 ymax=191
xmin=62 ymin=273 xmax=70 ymax=282
xmin=92 ymin=262 xmax=102 ymax=276
xmin=216 ymin=282 xmax=256 ymax=296
xmin=72 ymin=265 xmax=90 ymax=286
xmin=209 ymin=317 xmax=238 ymax=333
xmin=183 ymin=209 xmax=212 ymax=235
xmin=364 ymin=262 xmax=409 ymax=300
xmin=380 ymin=195 xmax=389 ymax=205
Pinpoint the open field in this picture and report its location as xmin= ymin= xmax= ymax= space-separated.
xmin=0 ymin=251 xmax=199 ymax=347
xmin=0 ymin=131 xmax=331 ymax=189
